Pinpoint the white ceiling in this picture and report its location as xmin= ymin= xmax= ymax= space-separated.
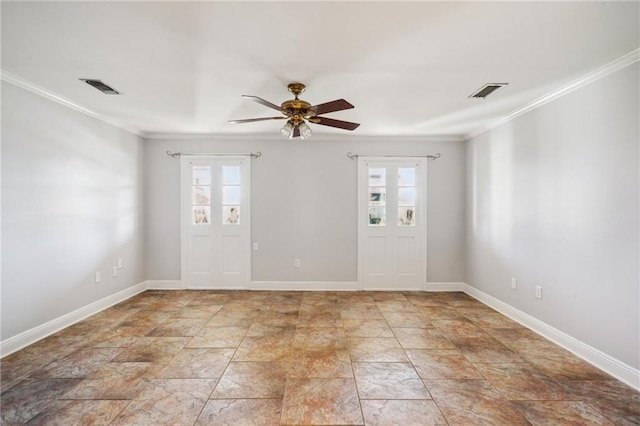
xmin=2 ymin=1 xmax=638 ymax=139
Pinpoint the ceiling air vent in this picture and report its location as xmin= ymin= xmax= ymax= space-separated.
xmin=469 ymin=83 xmax=508 ymax=99
xmin=80 ymin=79 xmax=121 ymax=95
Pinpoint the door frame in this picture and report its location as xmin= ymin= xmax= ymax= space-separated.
xmin=357 ymin=156 xmax=428 ymax=291
xmin=180 ymin=155 xmax=251 ymax=289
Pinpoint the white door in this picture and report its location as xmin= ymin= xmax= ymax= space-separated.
xmin=358 ymin=158 xmax=427 ymax=290
xmin=181 ymin=156 xmax=250 ymax=289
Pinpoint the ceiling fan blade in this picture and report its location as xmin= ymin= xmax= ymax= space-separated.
xmin=242 ymin=95 xmax=282 ymax=112
xmin=311 ymin=116 xmax=360 ymax=131
xmin=228 ymin=116 xmax=285 ymax=124
xmin=293 ymin=127 xmax=301 ymax=138
xmin=310 ymin=99 xmax=354 ymax=115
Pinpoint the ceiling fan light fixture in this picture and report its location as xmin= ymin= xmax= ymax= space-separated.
xmin=280 ymin=121 xmax=294 ymax=139
xmin=298 ymin=121 xmax=312 ymax=139
xmin=231 ymin=82 xmax=360 ymax=139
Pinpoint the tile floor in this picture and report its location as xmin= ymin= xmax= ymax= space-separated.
xmin=1 ymin=290 xmax=639 ymax=425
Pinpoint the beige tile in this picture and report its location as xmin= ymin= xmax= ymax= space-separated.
xmin=361 ymin=399 xmax=447 ymax=425
xmin=145 ymin=317 xmax=208 ymax=337
xmin=341 ymin=305 xmax=384 ymax=320
xmin=343 ymin=319 xmax=395 ymax=338
xmin=353 ymin=363 xmax=431 ymax=400
xmin=404 ymin=293 xmax=449 ymax=308
xmin=559 ymin=379 xmax=640 ymax=423
xmin=425 ymin=379 xmax=530 ymax=425
xmin=85 ymin=326 xmax=151 ymax=348
xmin=297 ymin=311 xmax=343 ymax=328
xmin=63 ymin=362 xmax=160 ymax=400
xmin=0 ymin=378 xmax=82 ymax=424
xmin=294 ymin=327 xmax=347 ymax=349
xmin=30 ymin=348 xmax=122 ymax=378
xmin=475 ymin=362 xmax=569 ymax=400
xmin=245 ymin=323 xmax=296 ymax=337
xmin=210 ymin=362 xmax=288 ymax=399
xmin=368 ymin=292 xmax=408 ymax=302
xmin=233 ymin=335 xmax=294 ymax=362
xmin=25 ymin=399 xmax=129 ymax=426
xmin=451 ymin=336 xmax=525 ymax=364
xmin=281 ymin=378 xmax=363 ymax=425
xmin=513 ymin=400 xmax=614 ymax=425
xmin=392 ymin=327 xmax=455 ymax=350
xmin=157 ymin=348 xmax=234 ymax=378
xmin=376 ymin=300 xmax=417 ymax=313
xmin=195 ymin=399 xmax=282 ymax=426
xmin=458 ymin=308 xmax=523 ymax=329
xmin=186 ymin=326 xmax=247 ymax=348
xmin=431 ymin=319 xmax=489 ymax=339
xmin=382 ymin=312 xmax=430 ymax=328
xmin=418 ymin=306 xmax=465 ymax=321
xmin=111 ymin=337 xmax=191 ymax=362
xmin=1 ymin=361 xmax=41 ymax=387
xmin=348 ymin=337 xmax=408 ymax=362
xmin=289 ymin=347 xmax=353 ymax=379
xmin=406 ymin=349 xmax=483 ymax=380
xmin=111 ymin=379 xmax=215 ymax=425
xmin=171 ymin=304 xmax=223 ymax=319
xmin=205 ymin=315 xmax=254 ymax=327
xmin=524 ymin=349 xmax=613 ymax=381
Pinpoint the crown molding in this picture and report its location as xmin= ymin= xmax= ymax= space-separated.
xmin=142 ymin=131 xmax=465 ymax=143
xmin=1 ymin=70 xmax=142 ymax=137
xmin=465 ymin=48 xmax=640 ymax=140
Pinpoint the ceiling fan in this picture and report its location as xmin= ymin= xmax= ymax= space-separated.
xmin=228 ymin=83 xmax=360 ymax=139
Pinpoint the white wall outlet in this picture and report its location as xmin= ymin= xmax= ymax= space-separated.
xmin=112 ymin=266 xmax=118 ymax=277
xmin=294 ymin=259 xmax=301 ymax=268
xmin=511 ymin=277 xmax=517 ymax=290
xmin=535 ymin=285 xmax=542 ymax=299
xmin=95 ymin=271 xmax=101 ymax=283
xmin=117 ymin=258 xmax=123 ymax=269
xmin=253 ymin=243 xmax=259 ymax=251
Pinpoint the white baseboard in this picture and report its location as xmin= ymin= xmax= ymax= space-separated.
xmin=425 ymin=282 xmax=465 ymax=292
xmin=145 ymin=280 xmax=465 ymax=292
xmin=462 ymin=283 xmax=640 ymax=392
xmin=251 ymin=281 xmax=359 ymax=291
xmin=145 ymin=280 xmax=183 ymax=290
xmin=0 ymin=282 xmax=147 ymax=357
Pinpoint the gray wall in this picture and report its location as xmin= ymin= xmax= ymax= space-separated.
xmin=145 ymin=138 xmax=466 ymax=283
xmin=465 ymin=63 xmax=639 ymax=369
xmin=1 ymin=82 xmax=146 ymax=340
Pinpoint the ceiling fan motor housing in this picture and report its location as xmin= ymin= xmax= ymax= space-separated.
xmin=281 ymin=99 xmax=315 ymax=124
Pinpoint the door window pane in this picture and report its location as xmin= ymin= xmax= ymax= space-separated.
xmin=398 ymin=207 xmax=415 ymax=226
xmin=398 ymin=168 xmax=415 ymax=187
xmin=369 ymin=187 xmax=386 ymax=205
xmin=193 ymin=167 xmax=211 ymax=185
xmin=398 ymin=188 xmax=415 ymax=206
xmin=193 ymin=186 xmax=210 ymax=205
xmin=369 ymin=207 xmax=386 ymax=226
xmin=223 ymin=166 xmax=240 ymax=185
xmin=193 ymin=206 xmax=210 ymax=224
xmin=223 ymin=206 xmax=240 ymax=224
xmin=369 ymin=168 xmax=386 ymax=186
xmin=223 ymin=186 xmax=240 ymax=205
